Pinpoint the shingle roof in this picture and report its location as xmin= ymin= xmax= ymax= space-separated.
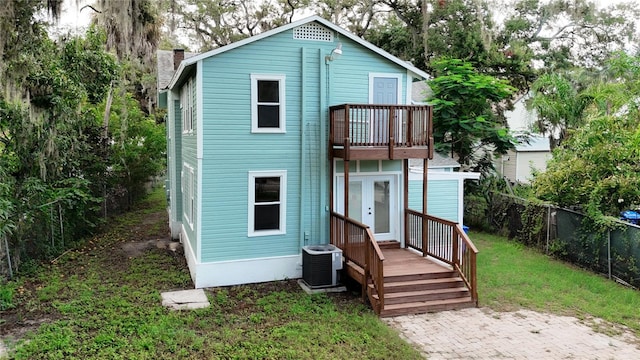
xmin=157 ymin=50 xmax=198 ymax=90
xmin=410 ymin=153 xmax=460 ymax=169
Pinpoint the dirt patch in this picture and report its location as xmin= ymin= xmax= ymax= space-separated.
xmin=120 ymin=238 xmax=183 ymax=258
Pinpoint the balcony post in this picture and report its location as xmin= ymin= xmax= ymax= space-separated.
xmin=407 ymin=108 xmax=413 ymax=147
xmin=403 ymin=159 xmax=409 ymax=249
xmin=388 ymin=106 xmax=395 ymax=159
xmin=422 ymin=158 xmax=428 ymax=256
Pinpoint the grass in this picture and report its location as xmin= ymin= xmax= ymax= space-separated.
xmin=0 ymin=188 xmax=422 ymax=360
xmin=474 ymin=231 xmax=640 ymax=335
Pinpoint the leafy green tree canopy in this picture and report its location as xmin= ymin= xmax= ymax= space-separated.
xmin=533 ymin=53 xmax=640 ymax=223
xmin=427 ymin=58 xmax=516 ymax=171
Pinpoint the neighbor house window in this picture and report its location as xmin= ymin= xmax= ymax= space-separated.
xmin=248 ymin=171 xmax=287 ymax=236
xmin=251 ymin=74 xmax=286 ymax=133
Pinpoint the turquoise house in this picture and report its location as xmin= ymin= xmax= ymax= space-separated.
xmin=160 ymin=16 xmax=474 ymax=290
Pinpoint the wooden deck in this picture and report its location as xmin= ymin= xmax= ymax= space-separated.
xmin=346 ymin=243 xmax=476 ymax=317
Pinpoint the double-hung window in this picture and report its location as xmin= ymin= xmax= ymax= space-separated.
xmin=182 ymin=164 xmax=195 ymax=228
xmin=248 ymin=171 xmax=287 ymax=236
xmin=181 ymin=78 xmax=195 ymax=133
xmin=251 ymin=74 xmax=286 ymax=133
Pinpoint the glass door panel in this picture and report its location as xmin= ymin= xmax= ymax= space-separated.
xmin=373 ymin=180 xmax=390 ymax=234
xmin=348 ymin=181 xmax=363 ymax=223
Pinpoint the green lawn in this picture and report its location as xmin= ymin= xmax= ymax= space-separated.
xmin=0 ymin=189 xmax=422 ymax=360
xmin=4 ymin=191 xmax=640 ymax=359
xmin=474 ymin=231 xmax=640 ymax=335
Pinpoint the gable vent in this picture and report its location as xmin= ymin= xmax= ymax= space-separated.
xmin=293 ymin=23 xmax=334 ymax=42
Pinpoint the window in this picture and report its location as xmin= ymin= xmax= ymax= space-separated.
xmin=251 ymin=74 xmax=286 ymax=133
xmin=183 ymin=164 xmax=195 ymax=228
xmin=181 ymin=78 xmax=195 ymax=133
xmin=248 ymin=171 xmax=287 ymax=236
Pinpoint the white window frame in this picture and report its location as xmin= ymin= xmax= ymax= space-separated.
xmin=183 ymin=164 xmax=195 ymax=228
xmin=248 ymin=170 xmax=287 ymax=237
xmin=181 ymin=78 xmax=194 ymax=134
xmin=250 ymin=74 xmax=286 ymax=133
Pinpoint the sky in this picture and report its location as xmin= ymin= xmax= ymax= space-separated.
xmin=54 ymin=0 xmax=640 ymax=36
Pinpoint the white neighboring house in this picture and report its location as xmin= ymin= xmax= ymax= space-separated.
xmin=497 ymin=93 xmax=552 ymax=184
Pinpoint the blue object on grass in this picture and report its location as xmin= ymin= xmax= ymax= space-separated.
xmin=620 ymin=210 xmax=640 ymax=225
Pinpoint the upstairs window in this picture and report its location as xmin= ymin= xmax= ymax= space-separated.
xmin=181 ymin=78 xmax=195 ymax=133
xmin=251 ymin=74 xmax=286 ymax=133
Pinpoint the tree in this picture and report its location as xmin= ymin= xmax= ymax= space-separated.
xmin=427 ymin=58 xmax=516 ymax=171
xmin=92 ymin=0 xmax=161 ymax=113
xmin=500 ymin=0 xmax=640 ymax=70
xmin=534 ymin=115 xmax=640 ymax=221
xmin=169 ymin=0 xmax=310 ymax=52
xmin=533 ymin=53 xmax=640 ymax=222
xmin=364 ymin=0 xmax=536 ymax=91
xmin=528 ymin=71 xmax=592 ymax=148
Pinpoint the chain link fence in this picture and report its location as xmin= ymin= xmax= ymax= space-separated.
xmin=479 ymin=192 xmax=640 ymax=288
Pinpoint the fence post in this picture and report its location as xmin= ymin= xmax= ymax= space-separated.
xmin=607 ymin=230 xmax=612 ymax=280
xmin=546 ymin=205 xmax=551 ymax=254
xmin=58 ymin=203 xmax=64 ymax=248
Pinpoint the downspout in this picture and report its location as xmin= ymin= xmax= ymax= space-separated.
xmin=300 ymin=47 xmax=306 ymax=249
xmin=320 ymin=49 xmax=328 ymax=244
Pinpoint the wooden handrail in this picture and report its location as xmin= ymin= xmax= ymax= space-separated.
xmin=405 ymin=209 xmax=479 ymax=305
xmin=330 ymin=211 xmax=386 ymax=314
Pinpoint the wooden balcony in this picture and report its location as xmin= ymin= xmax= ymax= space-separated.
xmin=329 ymin=104 xmax=434 ymax=160
xmin=330 ymin=210 xmax=478 ymax=317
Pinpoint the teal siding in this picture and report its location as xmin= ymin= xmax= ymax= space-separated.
xmin=409 ymin=179 xmax=459 ymax=222
xmin=195 ymin=23 xmax=411 ymax=263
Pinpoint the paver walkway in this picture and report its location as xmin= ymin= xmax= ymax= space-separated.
xmin=384 ymin=308 xmax=640 ymax=359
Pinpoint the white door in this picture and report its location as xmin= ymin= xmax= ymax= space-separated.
xmin=371 ymin=76 xmax=400 ymax=144
xmin=336 ymin=175 xmax=397 ymax=241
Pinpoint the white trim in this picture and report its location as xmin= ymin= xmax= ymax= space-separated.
xmin=250 ymin=74 xmax=287 ymax=133
xmin=368 ymin=73 xmax=403 ymax=104
xmin=192 ymin=255 xmax=301 ymax=288
xmin=408 ymin=169 xmax=481 ymax=181
xmin=196 ymin=61 xmax=203 ymax=262
xmin=457 ymin=174 xmax=465 ymax=225
xmin=196 ymin=61 xmax=204 ymax=159
xmin=181 ymin=224 xmax=198 ymax=282
xmin=405 ymin=70 xmax=413 ymax=105
xmin=167 ymin=15 xmax=430 ymax=90
xmin=248 ymin=170 xmax=287 ymax=237
xmin=196 ymin=158 xmax=202 ymax=262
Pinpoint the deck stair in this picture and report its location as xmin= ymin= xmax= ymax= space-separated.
xmin=354 ymin=246 xmax=476 ymax=317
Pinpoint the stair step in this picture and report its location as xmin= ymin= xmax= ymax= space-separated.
xmin=377 ymin=241 xmax=401 ymax=249
xmin=380 ymin=297 xmax=476 ymax=317
xmin=373 ymin=287 xmax=469 ymax=305
xmin=384 ymin=271 xmax=457 ymax=283
xmin=382 ymin=277 xmax=466 ymax=293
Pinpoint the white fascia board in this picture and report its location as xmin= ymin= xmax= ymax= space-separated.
xmin=408 ymin=170 xmax=481 ymax=181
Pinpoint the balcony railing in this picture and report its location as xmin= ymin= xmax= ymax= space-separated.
xmin=329 ymin=103 xmax=433 ymax=160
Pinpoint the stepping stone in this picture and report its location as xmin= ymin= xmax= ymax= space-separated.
xmin=161 ymin=289 xmax=210 ymax=310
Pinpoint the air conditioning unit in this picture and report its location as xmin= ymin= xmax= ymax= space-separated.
xmin=302 ymin=244 xmax=343 ymax=288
